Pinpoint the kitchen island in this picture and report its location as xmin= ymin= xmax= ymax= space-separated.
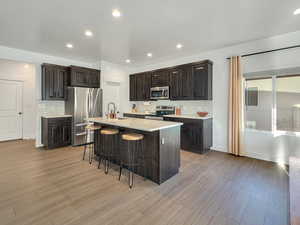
xmin=88 ymin=117 xmax=183 ymax=184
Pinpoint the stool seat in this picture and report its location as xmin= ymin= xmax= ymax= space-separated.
xmin=86 ymin=124 xmax=101 ymax=131
xmin=122 ymin=133 xmax=144 ymax=141
xmin=101 ymin=128 xmax=119 ymax=135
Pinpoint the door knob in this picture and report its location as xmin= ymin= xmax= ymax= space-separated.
xmin=18 ymin=112 xmax=23 ymax=115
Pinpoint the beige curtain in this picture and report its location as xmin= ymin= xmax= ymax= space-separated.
xmin=228 ymin=56 xmax=243 ymax=156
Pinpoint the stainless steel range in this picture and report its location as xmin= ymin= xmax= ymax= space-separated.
xmin=145 ymin=106 xmax=175 ymax=120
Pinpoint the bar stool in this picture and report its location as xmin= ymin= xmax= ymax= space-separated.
xmin=119 ymin=133 xmax=144 ymax=188
xmin=98 ymin=128 xmax=119 ymax=174
xmin=82 ymin=124 xmax=101 ymax=164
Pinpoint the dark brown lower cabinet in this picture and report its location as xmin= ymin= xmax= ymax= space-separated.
xmin=164 ymin=117 xmax=212 ymax=154
xmin=42 ymin=117 xmax=72 ymax=149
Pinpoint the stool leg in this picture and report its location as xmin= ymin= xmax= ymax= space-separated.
xmin=88 ymin=145 xmax=91 ymax=164
xmin=119 ymin=165 xmax=123 ymax=180
xmin=98 ymin=157 xmax=102 ymax=169
xmin=105 ymin=160 xmax=108 ymax=174
xmin=89 ymin=144 xmax=94 ymax=164
xmin=129 ymin=171 xmax=134 ymax=189
xmin=142 ymin=141 xmax=147 ymax=181
xmin=83 ymin=145 xmax=86 ymax=160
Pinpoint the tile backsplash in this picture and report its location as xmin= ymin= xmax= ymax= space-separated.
xmin=131 ymin=100 xmax=213 ymax=116
xmin=37 ymin=101 xmax=65 ymax=116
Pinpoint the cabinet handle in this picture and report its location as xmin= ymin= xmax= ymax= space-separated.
xmin=195 ymin=67 xmax=204 ymax=70
xmin=172 ymin=71 xmax=178 ymax=74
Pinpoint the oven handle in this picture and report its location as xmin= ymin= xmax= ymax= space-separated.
xmin=145 ymin=116 xmax=164 ymax=120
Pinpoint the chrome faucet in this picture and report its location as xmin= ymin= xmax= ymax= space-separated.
xmin=107 ymin=102 xmax=116 ymax=118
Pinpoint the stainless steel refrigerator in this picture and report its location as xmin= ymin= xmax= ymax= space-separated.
xmin=65 ymin=87 xmax=102 ymax=146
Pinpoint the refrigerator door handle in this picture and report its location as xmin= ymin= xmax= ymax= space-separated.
xmin=88 ymin=89 xmax=92 ymax=117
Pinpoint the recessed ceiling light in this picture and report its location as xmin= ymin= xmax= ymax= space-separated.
xmin=66 ymin=43 xmax=73 ymax=48
xmin=112 ymin=9 xmax=121 ymax=18
xmin=294 ymin=8 xmax=300 ymax=15
xmin=125 ymin=59 xmax=131 ymax=63
xmin=24 ymin=64 xmax=29 ymax=69
xmin=66 ymin=43 xmax=73 ymax=49
xmin=85 ymin=30 xmax=93 ymax=37
xmin=147 ymin=53 xmax=153 ymax=57
xmin=176 ymin=43 xmax=183 ymax=49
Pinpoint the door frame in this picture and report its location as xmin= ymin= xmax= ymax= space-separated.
xmin=0 ymin=79 xmax=24 ymax=141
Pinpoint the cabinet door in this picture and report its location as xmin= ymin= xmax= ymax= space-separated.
xmin=151 ymin=70 xmax=169 ymax=87
xmin=62 ymin=123 xmax=71 ymax=145
xmin=88 ymin=69 xmax=100 ymax=88
xmin=42 ymin=64 xmax=67 ymax=100
xmin=48 ymin=123 xmax=61 ymax=148
xmin=181 ymin=66 xmax=193 ymax=99
xmin=170 ymin=67 xmax=193 ymax=100
xmin=48 ymin=119 xmax=71 ymax=148
xmin=129 ymin=75 xmax=137 ymax=101
xmin=70 ymin=67 xmax=89 ymax=87
xmin=55 ymin=67 xmax=68 ymax=100
xmin=192 ymin=63 xmax=212 ymax=100
xmin=135 ymin=73 xmax=152 ymax=101
xmin=181 ymin=122 xmax=203 ymax=152
xmin=169 ymin=69 xmax=182 ymax=100
xmin=136 ymin=74 xmax=144 ymax=101
xmin=45 ymin=66 xmax=56 ymax=99
xmin=144 ymin=73 xmax=151 ymax=100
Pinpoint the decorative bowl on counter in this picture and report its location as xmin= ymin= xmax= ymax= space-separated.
xmin=197 ymin=112 xmax=208 ymax=117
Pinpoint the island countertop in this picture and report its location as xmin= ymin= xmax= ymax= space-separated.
xmin=87 ymin=117 xmax=183 ymax=132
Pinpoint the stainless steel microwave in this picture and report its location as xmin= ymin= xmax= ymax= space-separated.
xmin=150 ymin=86 xmax=169 ymax=100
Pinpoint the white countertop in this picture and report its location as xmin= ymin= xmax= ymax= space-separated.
xmin=42 ymin=115 xmax=72 ymax=119
xmin=87 ymin=117 xmax=183 ymax=132
xmin=163 ymin=114 xmax=212 ymax=120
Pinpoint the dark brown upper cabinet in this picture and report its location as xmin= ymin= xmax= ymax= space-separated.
xmin=137 ymin=73 xmax=151 ymax=101
xmin=192 ymin=61 xmax=212 ymax=100
xmin=130 ymin=73 xmax=151 ymax=101
xmin=70 ymin=66 xmax=100 ymax=88
xmin=129 ymin=74 xmax=137 ymax=101
xmin=151 ymin=69 xmax=169 ymax=87
xmin=42 ymin=64 xmax=68 ymax=101
xmin=129 ymin=60 xmax=213 ymax=101
xmin=169 ymin=66 xmax=193 ymax=100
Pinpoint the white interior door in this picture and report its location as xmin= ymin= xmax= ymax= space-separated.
xmin=0 ymin=80 xmax=23 ymax=141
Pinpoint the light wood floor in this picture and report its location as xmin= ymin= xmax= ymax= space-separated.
xmin=0 ymin=140 xmax=289 ymax=225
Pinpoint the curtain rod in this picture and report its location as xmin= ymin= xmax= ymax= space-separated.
xmin=226 ymin=44 xmax=300 ymax=60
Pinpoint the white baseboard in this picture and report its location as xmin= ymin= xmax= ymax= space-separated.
xmin=210 ymin=146 xmax=288 ymax=165
xmin=210 ymin=146 xmax=227 ymax=153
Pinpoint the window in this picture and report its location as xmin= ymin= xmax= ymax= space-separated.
xmin=245 ymin=78 xmax=272 ymax=131
xmin=245 ymin=87 xmax=258 ymax=106
xmin=276 ymin=75 xmax=300 ymax=132
xmin=244 ymin=74 xmax=300 ymax=134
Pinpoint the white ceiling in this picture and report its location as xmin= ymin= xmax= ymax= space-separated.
xmin=1 ymin=0 xmax=300 ymax=65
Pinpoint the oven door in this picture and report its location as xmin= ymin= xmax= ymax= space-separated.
xmin=145 ymin=116 xmax=164 ymax=120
